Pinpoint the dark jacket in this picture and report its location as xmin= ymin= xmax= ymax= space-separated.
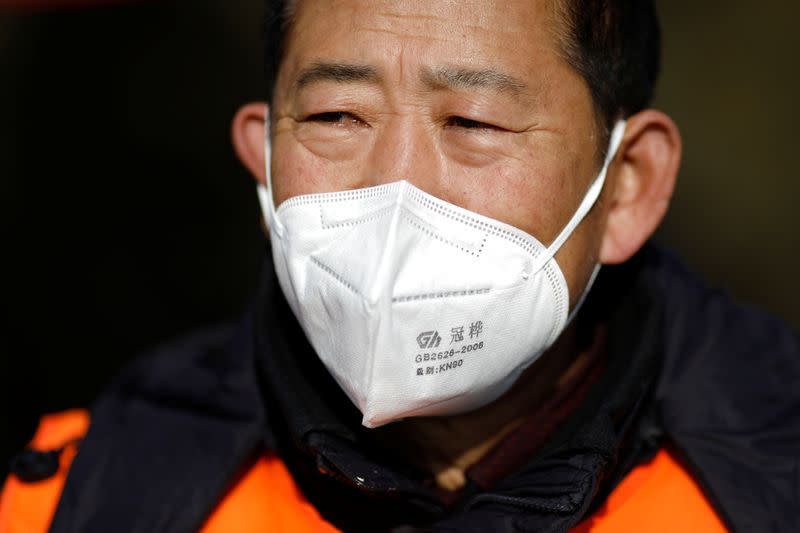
xmin=33 ymin=244 xmax=799 ymax=532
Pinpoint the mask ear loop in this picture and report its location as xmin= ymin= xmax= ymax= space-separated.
xmin=530 ymin=120 xmax=626 ymax=274
xmin=256 ymin=112 xmax=284 ymax=238
xmin=529 ymin=121 xmax=625 ymax=324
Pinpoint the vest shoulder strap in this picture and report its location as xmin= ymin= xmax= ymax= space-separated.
xmin=571 ymin=448 xmax=728 ymax=532
xmin=200 ymin=453 xmax=339 ymax=533
xmin=0 ymin=411 xmax=339 ymax=533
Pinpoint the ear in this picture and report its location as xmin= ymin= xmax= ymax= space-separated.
xmin=231 ymin=102 xmax=268 ymax=185
xmin=599 ymin=110 xmax=682 ymax=264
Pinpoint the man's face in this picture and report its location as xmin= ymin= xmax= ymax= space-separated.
xmin=270 ymin=0 xmax=607 ymax=304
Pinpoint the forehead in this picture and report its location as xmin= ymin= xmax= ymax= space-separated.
xmin=283 ymin=0 xmax=564 ymax=84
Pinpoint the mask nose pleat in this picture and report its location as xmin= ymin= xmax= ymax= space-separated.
xmin=365 ymin=184 xmax=407 ymax=307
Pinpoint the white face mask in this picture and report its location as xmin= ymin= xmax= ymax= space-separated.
xmin=258 ymin=121 xmax=626 ymax=428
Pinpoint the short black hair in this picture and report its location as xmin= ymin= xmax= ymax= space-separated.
xmin=262 ymin=0 xmax=660 ymax=136
xmin=553 ymin=1 xmax=661 ymax=133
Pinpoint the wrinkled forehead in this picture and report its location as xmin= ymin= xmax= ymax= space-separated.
xmin=281 ymin=0 xmax=565 ymax=84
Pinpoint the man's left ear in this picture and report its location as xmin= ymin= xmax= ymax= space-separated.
xmin=599 ymin=110 xmax=682 ymax=264
xmin=231 ymin=102 xmax=269 ymax=185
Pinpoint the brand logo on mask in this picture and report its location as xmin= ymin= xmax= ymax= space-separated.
xmin=416 ymin=330 xmax=442 ymax=349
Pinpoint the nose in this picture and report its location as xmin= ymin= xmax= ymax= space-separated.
xmin=364 ymin=114 xmax=443 ymax=193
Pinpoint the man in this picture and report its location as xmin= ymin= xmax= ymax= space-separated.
xmin=1 ymin=1 xmax=798 ymax=532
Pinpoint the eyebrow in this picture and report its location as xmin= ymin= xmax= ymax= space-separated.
xmin=422 ymin=66 xmax=528 ymax=98
xmin=296 ymin=62 xmax=381 ymax=89
xmin=294 ymin=61 xmax=529 ymax=100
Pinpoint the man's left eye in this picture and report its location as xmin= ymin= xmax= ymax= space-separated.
xmin=306 ymin=111 xmax=363 ymax=125
xmin=445 ymin=116 xmax=502 ymax=130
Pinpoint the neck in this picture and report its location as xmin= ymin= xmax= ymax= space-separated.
xmin=369 ymin=321 xmax=594 ymax=492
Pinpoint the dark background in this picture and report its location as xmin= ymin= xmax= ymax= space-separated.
xmin=1 ymin=1 xmax=798 ymax=482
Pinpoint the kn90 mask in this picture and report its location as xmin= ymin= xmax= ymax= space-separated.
xmin=258 ymin=121 xmax=626 ymax=428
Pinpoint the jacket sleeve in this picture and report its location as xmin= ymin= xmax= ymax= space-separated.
xmin=0 ymin=410 xmax=89 ymax=533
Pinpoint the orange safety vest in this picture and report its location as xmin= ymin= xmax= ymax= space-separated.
xmin=0 ymin=411 xmax=728 ymax=533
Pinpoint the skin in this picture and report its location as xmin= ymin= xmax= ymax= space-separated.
xmin=233 ymin=0 xmax=682 ymax=492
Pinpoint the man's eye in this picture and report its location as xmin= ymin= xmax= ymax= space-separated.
xmin=446 ymin=116 xmax=500 ymax=130
xmin=306 ymin=112 xmax=362 ymax=126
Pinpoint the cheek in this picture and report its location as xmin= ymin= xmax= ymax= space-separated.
xmin=271 ymin=138 xmax=329 ymax=206
xmin=271 ymin=129 xmax=371 ymax=206
xmin=498 ymin=145 xmax=596 ymax=245
xmin=446 ymin=153 xmax=571 ymax=245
